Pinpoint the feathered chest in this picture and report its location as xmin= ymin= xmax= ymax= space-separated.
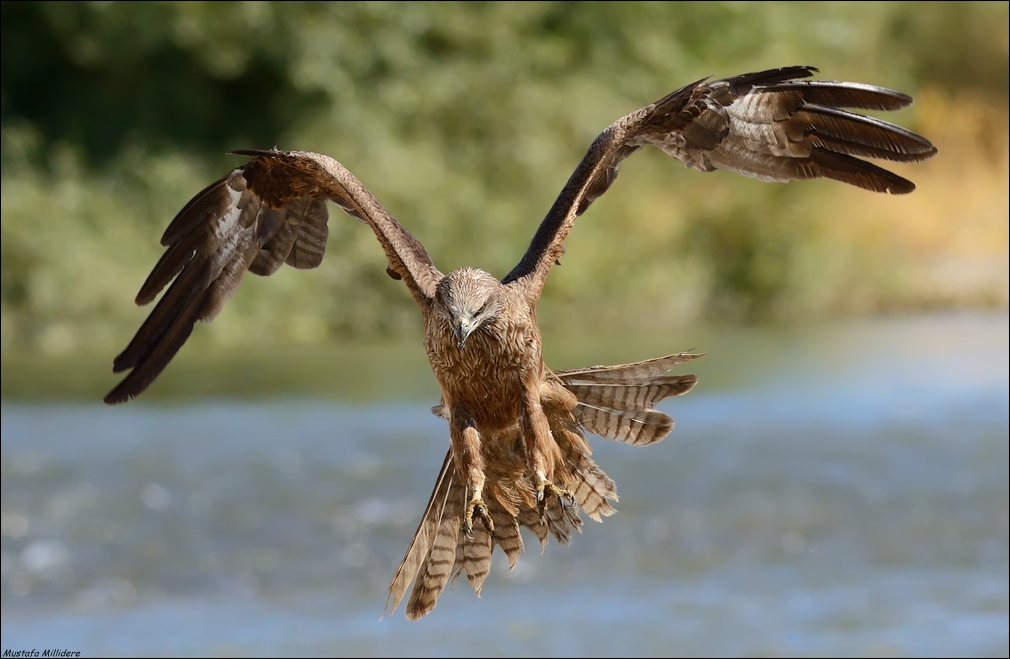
xmin=423 ymin=304 xmax=541 ymax=422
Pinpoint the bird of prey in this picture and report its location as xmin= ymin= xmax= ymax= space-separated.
xmin=104 ymin=66 xmax=936 ymax=619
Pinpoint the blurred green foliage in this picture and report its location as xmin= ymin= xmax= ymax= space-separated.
xmin=2 ymin=1 xmax=1007 ymax=358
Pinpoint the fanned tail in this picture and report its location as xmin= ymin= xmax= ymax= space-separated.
xmin=391 ymin=351 xmax=702 ymax=619
xmin=387 ymin=445 xmax=589 ymax=620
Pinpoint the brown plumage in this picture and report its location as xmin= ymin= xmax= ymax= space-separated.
xmin=103 ymin=66 xmax=936 ymax=618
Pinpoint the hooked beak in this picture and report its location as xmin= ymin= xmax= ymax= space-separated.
xmin=453 ymin=316 xmax=475 ymax=349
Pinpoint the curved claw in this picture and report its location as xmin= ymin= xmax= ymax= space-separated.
xmin=465 ymin=496 xmax=494 ymax=534
xmin=536 ymin=478 xmax=575 ymax=517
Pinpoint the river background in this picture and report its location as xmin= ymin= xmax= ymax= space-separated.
xmin=2 ymin=312 xmax=1007 ymax=657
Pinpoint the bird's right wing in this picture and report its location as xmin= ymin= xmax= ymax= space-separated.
xmin=104 ymin=149 xmax=442 ymax=404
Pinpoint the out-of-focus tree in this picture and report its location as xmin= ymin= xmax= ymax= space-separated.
xmin=2 ymin=2 xmax=1007 ymax=356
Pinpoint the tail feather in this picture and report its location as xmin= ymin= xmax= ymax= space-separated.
xmin=488 ymin=503 xmax=523 ymax=569
xmin=457 ymin=522 xmax=493 ymax=595
xmin=385 ymin=450 xmax=456 ymax=619
xmin=544 ymin=497 xmax=583 ymax=544
xmin=565 ymin=452 xmax=618 ymax=522
xmin=404 ymin=470 xmax=464 ymax=620
xmin=389 ymin=452 xmax=589 ymax=619
xmin=516 ymin=499 xmax=583 ymax=551
xmin=391 ymin=351 xmax=701 ymax=619
xmin=517 ymin=508 xmax=551 ymax=551
xmin=547 ymin=415 xmax=619 ymax=522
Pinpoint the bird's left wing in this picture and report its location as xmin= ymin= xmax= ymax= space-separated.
xmin=104 ymin=149 xmax=442 ymax=404
xmin=503 ymin=65 xmax=937 ymax=298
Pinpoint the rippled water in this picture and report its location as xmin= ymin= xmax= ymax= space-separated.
xmin=2 ymin=313 xmax=1007 ymax=657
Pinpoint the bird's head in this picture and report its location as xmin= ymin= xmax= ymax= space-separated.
xmin=435 ymin=268 xmax=504 ymax=349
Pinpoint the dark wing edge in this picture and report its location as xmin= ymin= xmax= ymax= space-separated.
xmin=104 ymin=150 xmax=442 ymax=405
xmin=502 ymin=65 xmax=937 ymax=297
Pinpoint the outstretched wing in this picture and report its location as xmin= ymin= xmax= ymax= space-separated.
xmin=502 ymin=65 xmax=938 ymax=297
xmin=104 ymin=149 xmax=442 ymax=404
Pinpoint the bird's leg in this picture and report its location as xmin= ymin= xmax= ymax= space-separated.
xmin=450 ymin=413 xmax=494 ymax=534
xmin=520 ymin=382 xmax=574 ymax=514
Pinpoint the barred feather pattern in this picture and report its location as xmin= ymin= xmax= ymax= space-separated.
xmin=487 ymin=504 xmax=523 ymax=569
xmin=544 ymin=399 xmax=618 ymax=522
xmin=103 ymin=68 xmax=934 ymax=624
xmin=403 ymin=459 xmax=465 ymax=620
xmin=556 ymin=352 xmax=703 ymax=446
xmin=385 ymin=447 xmax=588 ymax=620
xmin=452 ymin=514 xmax=493 ymax=594
xmin=386 ymin=352 xmax=701 ymax=619
xmin=558 ymin=437 xmax=618 ymax=523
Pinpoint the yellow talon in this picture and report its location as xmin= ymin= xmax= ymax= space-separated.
xmin=536 ymin=478 xmax=575 ymax=515
xmin=465 ymin=497 xmax=494 ymax=534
